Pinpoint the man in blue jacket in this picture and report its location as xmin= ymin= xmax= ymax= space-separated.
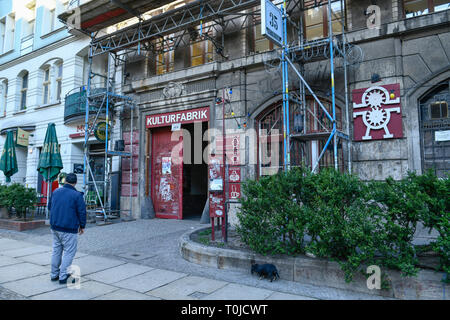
xmin=49 ymin=173 xmax=86 ymax=284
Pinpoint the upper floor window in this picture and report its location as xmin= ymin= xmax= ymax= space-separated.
xmin=156 ymin=51 xmax=174 ymax=75
xmin=304 ymin=2 xmax=344 ymax=41
xmin=190 ymin=40 xmax=213 ymax=67
xmin=0 ymin=14 xmax=15 ymax=54
xmin=56 ymin=63 xmax=63 ymax=100
xmin=20 ymin=72 xmax=28 ymax=110
xmin=43 ymin=67 xmax=51 ymax=104
xmin=24 ymin=1 xmax=36 ymax=37
xmin=404 ymin=0 xmax=450 ymax=18
xmin=254 ymin=24 xmax=273 ymax=53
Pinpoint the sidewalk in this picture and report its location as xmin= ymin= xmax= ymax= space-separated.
xmin=0 ymin=237 xmax=316 ymax=300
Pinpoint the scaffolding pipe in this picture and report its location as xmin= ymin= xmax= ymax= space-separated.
xmin=328 ymin=0 xmax=338 ymax=170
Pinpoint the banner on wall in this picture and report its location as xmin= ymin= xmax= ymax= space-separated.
xmin=352 ymin=84 xmax=402 ymax=141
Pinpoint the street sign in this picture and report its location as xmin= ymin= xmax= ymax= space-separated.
xmin=261 ymin=0 xmax=283 ymax=47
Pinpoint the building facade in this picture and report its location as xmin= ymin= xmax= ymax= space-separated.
xmin=105 ymin=0 xmax=448 ymax=222
xmin=0 ymin=0 xmax=114 ymax=200
xmin=5 ymin=0 xmax=448 ymax=224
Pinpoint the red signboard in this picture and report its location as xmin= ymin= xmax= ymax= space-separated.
xmin=228 ymin=167 xmax=241 ymax=183
xmin=146 ymin=106 xmax=210 ymax=128
xmin=228 ymin=183 xmax=241 ymax=200
xmin=209 ymin=193 xmax=225 ymax=218
xmin=352 ymin=84 xmax=402 ymax=141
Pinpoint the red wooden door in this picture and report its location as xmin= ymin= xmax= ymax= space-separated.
xmin=151 ymin=126 xmax=183 ymax=219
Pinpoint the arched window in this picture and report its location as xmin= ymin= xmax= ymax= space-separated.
xmin=20 ymin=71 xmax=28 ymax=110
xmin=419 ymin=79 xmax=450 ymax=178
xmin=256 ymin=97 xmax=344 ymax=176
xmin=39 ymin=58 xmax=63 ymax=105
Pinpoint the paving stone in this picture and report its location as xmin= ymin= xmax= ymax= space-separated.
xmin=0 ymin=285 xmax=30 ymax=300
xmin=31 ymin=280 xmax=118 ymax=300
xmin=266 ymin=292 xmax=317 ymax=300
xmin=1 ymin=245 xmax=51 ymax=258
xmin=71 ymin=255 xmax=126 ymax=275
xmin=147 ymin=275 xmax=227 ymax=300
xmin=0 ymin=263 xmax=48 ymax=284
xmin=114 ymin=269 xmax=187 ymax=293
xmin=2 ymin=274 xmax=63 ymax=297
xmin=0 ymin=255 xmax=21 ymax=267
xmin=85 ymin=263 xmax=154 ymax=284
xmin=18 ymin=251 xmax=88 ymax=266
xmin=94 ymin=288 xmax=161 ymax=300
xmin=201 ymin=283 xmax=274 ymax=300
xmin=0 ymin=239 xmax=31 ymax=252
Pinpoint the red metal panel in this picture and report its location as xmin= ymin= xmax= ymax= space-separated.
xmin=151 ymin=127 xmax=183 ymax=219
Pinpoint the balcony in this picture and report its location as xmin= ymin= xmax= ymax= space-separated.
xmin=64 ymin=87 xmax=107 ymax=124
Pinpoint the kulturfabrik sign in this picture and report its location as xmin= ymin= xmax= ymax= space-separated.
xmin=146 ymin=107 xmax=210 ymax=128
xmin=352 ymin=84 xmax=402 ymax=141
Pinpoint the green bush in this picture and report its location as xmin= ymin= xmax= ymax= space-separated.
xmin=0 ymin=183 xmax=37 ymax=221
xmin=237 ymin=167 xmax=449 ymax=283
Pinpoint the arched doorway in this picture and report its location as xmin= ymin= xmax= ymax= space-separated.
xmin=419 ymin=79 xmax=450 ymax=178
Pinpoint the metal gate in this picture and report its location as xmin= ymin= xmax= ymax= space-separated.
xmin=419 ymin=80 xmax=450 ymax=178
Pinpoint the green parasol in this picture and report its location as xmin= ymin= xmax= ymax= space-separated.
xmin=37 ymin=123 xmax=63 ymax=182
xmin=37 ymin=123 xmax=63 ymax=220
xmin=0 ymin=130 xmax=19 ymax=183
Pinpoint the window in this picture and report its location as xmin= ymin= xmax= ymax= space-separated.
xmin=20 ymin=72 xmax=28 ymax=110
xmin=190 ymin=40 xmax=213 ymax=67
xmin=25 ymin=1 xmax=36 ymax=37
xmin=0 ymin=18 xmax=5 ymax=54
xmin=56 ymin=63 xmax=63 ymax=101
xmin=304 ymin=2 xmax=344 ymax=41
xmin=0 ymin=14 xmax=15 ymax=54
xmin=430 ymin=101 xmax=448 ymax=119
xmin=43 ymin=68 xmax=50 ymax=104
xmin=254 ymin=24 xmax=273 ymax=53
xmin=404 ymin=0 xmax=450 ymax=18
xmin=156 ymin=51 xmax=174 ymax=75
xmin=49 ymin=9 xmax=55 ymax=32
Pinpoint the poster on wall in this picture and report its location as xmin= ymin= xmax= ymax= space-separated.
xmin=162 ymin=157 xmax=171 ymax=175
xmin=352 ymin=84 xmax=403 ymax=141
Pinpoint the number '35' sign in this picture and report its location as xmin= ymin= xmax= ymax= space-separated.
xmin=261 ymin=0 xmax=283 ymax=47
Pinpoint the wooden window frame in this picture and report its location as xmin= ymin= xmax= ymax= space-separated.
xmin=253 ymin=23 xmax=274 ymax=53
xmin=302 ymin=3 xmax=345 ymax=41
xmin=403 ymin=0 xmax=449 ymax=18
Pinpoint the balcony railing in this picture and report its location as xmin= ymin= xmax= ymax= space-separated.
xmin=64 ymin=87 xmax=107 ymax=123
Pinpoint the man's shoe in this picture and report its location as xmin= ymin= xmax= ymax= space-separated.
xmin=51 ymin=276 xmax=59 ymax=281
xmin=59 ymin=276 xmax=76 ymax=285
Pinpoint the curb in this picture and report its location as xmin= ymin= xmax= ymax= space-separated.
xmin=180 ymin=229 xmax=449 ymax=300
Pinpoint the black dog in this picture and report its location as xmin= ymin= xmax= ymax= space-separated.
xmin=251 ymin=263 xmax=280 ymax=282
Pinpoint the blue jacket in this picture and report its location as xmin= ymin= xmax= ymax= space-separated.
xmin=49 ymin=184 xmax=86 ymax=234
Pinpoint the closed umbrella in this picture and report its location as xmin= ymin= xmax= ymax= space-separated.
xmin=0 ymin=130 xmax=18 ymax=183
xmin=37 ymin=123 xmax=63 ymax=220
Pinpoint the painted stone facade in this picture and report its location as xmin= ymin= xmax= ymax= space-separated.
xmin=118 ymin=1 xmax=450 ymax=221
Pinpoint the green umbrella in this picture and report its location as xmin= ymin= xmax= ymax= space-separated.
xmin=37 ymin=123 xmax=63 ymax=220
xmin=0 ymin=130 xmax=19 ymax=183
xmin=37 ymin=123 xmax=63 ymax=182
